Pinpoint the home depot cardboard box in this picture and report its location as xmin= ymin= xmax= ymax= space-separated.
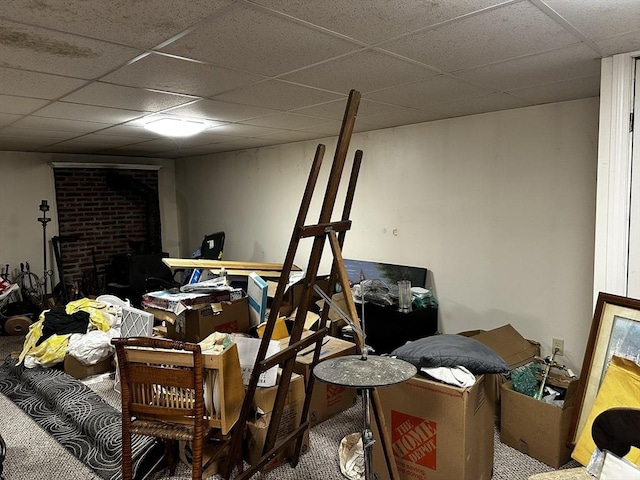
xmin=500 ymin=378 xmax=579 ymax=468
xmin=245 ymin=372 xmax=309 ymax=472
xmin=372 ymin=374 xmax=493 ymax=480
xmin=64 ymin=354 xmax=114 ymax=379
xmin=291 ymin=334 xmax=358 ymax=426
xmin=459 ymin=324 xmax=540 ymax=424
xmin=147 ymin=297 xmax=250 ymax=343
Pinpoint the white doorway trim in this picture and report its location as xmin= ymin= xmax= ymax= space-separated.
xmin=594 ymin=52 xmax=638 ymax=303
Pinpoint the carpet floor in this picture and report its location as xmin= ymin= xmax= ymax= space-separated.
xmin=0 ymin=335 xmax=582 ymax=479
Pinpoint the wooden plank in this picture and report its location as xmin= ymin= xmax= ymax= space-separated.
xmin=162 ymin=258 xmax=301 ymax=272
xmin=125 ymin=345 xmax=223 ymax=370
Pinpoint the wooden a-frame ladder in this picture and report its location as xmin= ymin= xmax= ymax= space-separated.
xmin=222 ymin=89 xmax=400 ymax=480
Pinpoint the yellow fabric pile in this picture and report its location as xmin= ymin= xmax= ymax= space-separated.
xmin=18 ymin=298 xmax=113 ymax=367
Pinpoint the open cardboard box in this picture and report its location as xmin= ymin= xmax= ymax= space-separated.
xmin=500 ymin=375 xmax=579 ymax=468
xmin=245 ymin=371 xmax=309 ymax=472
xmin=64 ymin=354 xmax=114 ymax=379
xmin=146 ymin=297 xmax=250 ymax=343
xmin=459 ymin=323 xmax=540 ymax=424
xmin=315 ymin=291 xmax=351 ymax=337
xmin=288 ymin=334 xmax=358 ymax=426
xmin=267 ymin=276 xmax=331 ymax=317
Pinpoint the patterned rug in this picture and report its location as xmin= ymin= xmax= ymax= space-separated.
xmin=0 ymin=355 xmax=160 ymax=480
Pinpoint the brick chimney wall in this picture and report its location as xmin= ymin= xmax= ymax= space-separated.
xmin=53 ymin=167 xmax=160 ymax=295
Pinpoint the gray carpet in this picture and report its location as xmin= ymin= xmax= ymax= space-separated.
xmin=0 ymin=335 xmax=580 ymax=479
xmin=0 ymin=355 xmax=158 ymax=480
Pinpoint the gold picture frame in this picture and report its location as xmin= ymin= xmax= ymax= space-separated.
xmin=568 ymin=292 xmax=640 ymax=446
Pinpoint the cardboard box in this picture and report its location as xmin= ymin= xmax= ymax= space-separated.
xmin=64 ymin=354 xmax=114 ymax=379
xmin=500 ymin=378 xmax=578 ymax=468
xmin=245 ymin=372 xmax=309 ymax=471
xmin=461 ymin=324 xmax=541 ymax=369
xmin=292 ymin=335 xmax=358 ymax=426
xmin=459 ymin=324 xmax=540 ymax=424
xmin=315 ymin=291 xmax=351 ymax=337
xmin=372 ymin=374 xmax=493 ymax=480
xmin=141 ymin=287 xmax=242 ymax=315
xmin=267 ymin=276 xmax=330 ymax=317
xmin=147 ymin=297 xmax=250 ymax=343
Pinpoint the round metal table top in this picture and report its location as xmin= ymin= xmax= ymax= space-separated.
xmin=313 ymin=355 xmax=417 ymax=388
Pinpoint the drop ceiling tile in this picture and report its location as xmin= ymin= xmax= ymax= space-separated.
xmin=543 ymin=0 xmax=640 ymax=40
xmin=1 ymin=0 xmax=235 ymax=49
xmin=298 ymin=121 xmax=343 ymax=136
xmin=0 ymin=126 xmax=83 ymax=140
xmin=595 ymin=30 xmax=640 ymax=57
xmin=367 ymin=75 xmax=493 ymax=109
xmin=381 ymin=2 xmax=580 ymax=73
xmin=363 ymin=107 xmax=447 ymax=129
xmin=61 ymin=82 xmax=196 ymax=112
xmin=291 ymin=99 xmax=356 ymax=120
xmin=244 ymin=113 xmax=329 ymax=130
xmin=102 ymin=140 xmax=170 ymax=154
xmin=213 ymin=80 xmax=344 ymax=111
xmin=0 ymin=113 xmax=22 ymax=128
xmin=136 ymin=135 xmax=218 ymax=149
xmin=258 ymin=131 xmax=323 ymax=144
xmin=290 ymin=97 xmax=403 ymax=121
xmin=0 ymin=95 xmax=50 ymax=115
xmin=252 ymin=0 xmax=505 ymax=44
xmin=1 ymin=133 xmax=69 ymax=147
xmin=0 ymin=20 xmax=143 ymax=79
xmin=39 ymin=143 xmax=105 ymax=153
xmin=217 ymin=137 xmax=280 ymax=150
xmin=93 ymin=125 xmax=158 ymax=139
xmin=430 ymin=92 xmax=532 ymax=118
xmin=52 ymin=133 xmax=149 ymax=148
xmin=10 ymin=116 xmax=111 ymax=133
xmin=198 ymin=131 xmax=245 ymax=143
xmin=101 ymin=53 xmax=266 ymax=97
xmin=117 ymin=138 xmax=203 ymax=153
xmin=33 ymin=102 xmax=145 ymax=124
xmin=0 ymin=132 xmax=73 ymax=146
xmin=506 ymin=75 xmax=601 ymax=104
xmin=160 ymin=2 xmax=361 ymax=76
xmin=152 ymin=99 xmax=279 ymax=123
xmin=280 ymin=49 xmax=439 ymax=94
xmin=456 ymin=43 xmax=601 ymax=92
xmin=158 ymin=144 xmax=233 ymax=158
xmin=0 ymin=67 xmax=88 ymax=99
xmin=353 ymin=121 xmax=389 ymax=134
xmin=203 ymin=123 xmax=283 ymax=138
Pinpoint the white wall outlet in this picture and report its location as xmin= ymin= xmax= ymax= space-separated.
xmin=552 ymin=338 xmax=564 ymax=356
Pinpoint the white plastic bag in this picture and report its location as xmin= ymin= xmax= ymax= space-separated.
xmin=67 ymin=329 xmax=119 ymax=365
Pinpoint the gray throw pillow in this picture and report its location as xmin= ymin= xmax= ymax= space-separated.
xmin=391 ymin=334 xmax=510 ymax=374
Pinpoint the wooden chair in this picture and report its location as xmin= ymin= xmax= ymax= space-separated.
xmin=112 ymin=336 xmax=220 ymax=480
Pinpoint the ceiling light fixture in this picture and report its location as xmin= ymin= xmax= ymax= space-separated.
xmin=144 ymin=118 xmax=208 ymax=137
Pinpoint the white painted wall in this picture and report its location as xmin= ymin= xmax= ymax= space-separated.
xmin=0 ymin=98 xmax=599 ymax=373
xmin=175 ymin=98 xmax=600 ymax=373
xmin=0 ymin=152 xmax=180 ymax=289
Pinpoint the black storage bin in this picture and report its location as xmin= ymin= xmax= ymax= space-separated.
xmin=361 ymin=302 xmax=438 ymax=354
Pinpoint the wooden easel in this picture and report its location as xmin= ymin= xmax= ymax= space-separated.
xmin=221 ymin=89 xmax=401 ymax=480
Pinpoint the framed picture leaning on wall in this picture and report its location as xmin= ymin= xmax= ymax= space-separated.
xmin=568 ymin=292 xmax=640 ymax=446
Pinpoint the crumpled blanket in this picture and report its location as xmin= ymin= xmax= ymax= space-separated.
xmin=420 ymin=365 xmax=476 ymax=387
xmin=339 ymin=432 xmax=364 ymax=480
xmin=19 ymin=298 xmax=116 ymax=368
